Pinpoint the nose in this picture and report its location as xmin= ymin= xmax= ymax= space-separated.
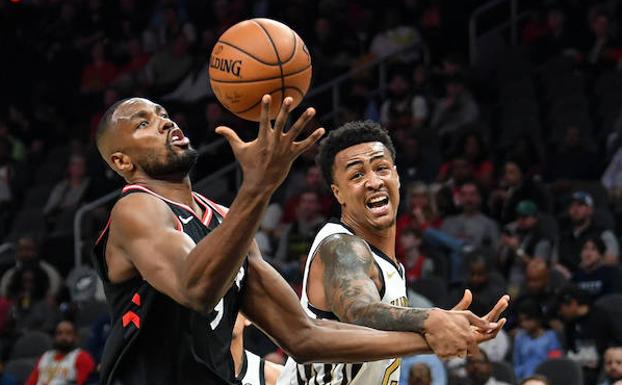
xmin=159 ymin=118 xmax=175 ymax=134
xmin=366 ymin=172 xmax=384 ymax=190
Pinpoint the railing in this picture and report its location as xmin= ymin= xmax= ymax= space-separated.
xmin=72 ymin=43 xmax=420 ymax=267
xmin=469 ymin=0 xmax=528 ymax=66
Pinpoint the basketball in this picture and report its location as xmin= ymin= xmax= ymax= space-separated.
xmin=209 ymin=18 xmax=312 ymax=121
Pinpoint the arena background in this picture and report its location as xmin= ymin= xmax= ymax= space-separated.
xmin=1 ymin=0 xmax=622 ymax=384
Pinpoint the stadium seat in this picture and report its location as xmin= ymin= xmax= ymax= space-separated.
xmin=4 ymin=358 xmax=37 ymax=384
xmin=535 ymin=358 xmax=583 ymax=385
xmin=11 ymin=331 xmax=52 ymax=360
xmin=491 ymin=360 xmax=516 ymax=385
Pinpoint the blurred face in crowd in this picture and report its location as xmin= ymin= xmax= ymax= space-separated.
xmin=399 ymin=230 xmax=421 ymax=253
xmin=451 ymin=158 xmax=472 ymax=183
xmin=547 ymin=9 xmax=565 ymax=31
xmin=503 ymin=162 xmax=522 ymax=187
xmin=16 ymin=237 xmax=38 ymax=264
xmin=517 ymin=215 xmax=537 ymax=231
xmin=53 ymin=321 xmax=77 ymax=354
xmin=408 ymin=187 xmax=429 ymax=211
xmin=466 ymin=355 xmax=492 ymax=385
xmin=296 ymin=191 xmax=321 ymax=222
xmin=446 ymin=81 xmax=464 ymax=98
xmin=68 ymin=155 xmax=86 ymax=180
xmin=314 ymin=18 xmax=331 ymax=42
xmin=305 ymin=166 xmax=322 ymax=190
xmin=331 ymin=142 xmax=400 ymax=232
xmin=568 ymin=201 xmax=592 ymax=225
xmin=580 ymin=240 xmax=603 ymax=272
xmin=604 ymin=347 xmax=622 ymax=381
xmin=460 ymin=183 xmax=481 ymax=213
xmin=563 ymin=126 xmax=581 ymax=148
xmin=467 ymin=260 xmax=489 ymax=289
xmin=464 ymin=135 xmax=481 ymax=160
xmin=389 ymin=74 xmax=410 ymax=98
xmin=408 ymin=363 xmax=432 ymax=385
xmin=558 ymin=299 xmax=579 ymax=321
xmin=518 ymin=313 xmax=540 ymax=335
xmin=98 ymin=98 xmax=198 ymax=181
xmin=592 ymin=14 xmax=609 ymax=39
xmin=525 ymin=260 xmax=549 ymax=294
xmin=522 ymin=379 xmax=549 ymax=385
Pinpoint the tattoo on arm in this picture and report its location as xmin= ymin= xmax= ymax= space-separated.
xmin=319 ymin=234 xmax=429 ymax=333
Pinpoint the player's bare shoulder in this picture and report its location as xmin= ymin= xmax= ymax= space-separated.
xmin=316 ymin=233 xmax=375 ymax=270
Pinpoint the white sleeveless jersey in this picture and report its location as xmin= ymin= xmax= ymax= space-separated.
xmin=35 ymin=349 xmax=80 ymax=385
xmin=278 ymin=221 xmax=408 ymax=385
xmin=240 ymin=350 xmax=265 ymax=385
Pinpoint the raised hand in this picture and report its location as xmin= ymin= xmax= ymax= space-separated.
xmin=215 ymin=95 xmax=325 ymax=193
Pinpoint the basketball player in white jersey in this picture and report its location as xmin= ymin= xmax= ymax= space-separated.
xmin=231 ymin=313 xmax=284 ymax=385
xmin=279 ymin=121 xmax=509 ymax=385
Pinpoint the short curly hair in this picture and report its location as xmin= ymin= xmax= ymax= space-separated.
xmin=316 ymin=120 xmax=396 ymax=185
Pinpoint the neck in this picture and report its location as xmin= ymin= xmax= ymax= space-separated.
xmin=341 ymin=214 xmax=397 ymax=260
xmin=463 ymin=207 xmax=479 ymax=216
xmin=230 ymin=336 xmax=244 ymax=377
xmin=129 ymin=176 xmax=195 ymax=207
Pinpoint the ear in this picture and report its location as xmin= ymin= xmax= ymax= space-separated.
xmin=111 ymin=152 xmax=134 ymax=174
xmin=331 ymin=183 xmax=344 ymax=205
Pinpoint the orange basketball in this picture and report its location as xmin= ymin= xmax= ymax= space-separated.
xmin=209 ymin=18 xmax=312 ymax=121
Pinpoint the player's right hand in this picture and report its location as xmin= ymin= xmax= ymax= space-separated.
xmin=423 ymin=292 xmax=500 ymax=359
xmin=215 ymin=94 xmax=325 ymax=193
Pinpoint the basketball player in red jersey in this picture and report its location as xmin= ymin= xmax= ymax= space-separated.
xmin=94 ymin=95 xmax=506 ymax=385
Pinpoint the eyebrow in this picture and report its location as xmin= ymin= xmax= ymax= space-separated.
xmin=344 ymin=153 xmax=387 ymax=170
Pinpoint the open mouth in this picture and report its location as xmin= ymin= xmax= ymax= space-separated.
xmin=170 ymin=127 xmax=190 ymax=147
xmin=366 ymin=195 xmax=390 ymax=213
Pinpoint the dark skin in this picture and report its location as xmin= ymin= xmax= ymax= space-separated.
xmin=97 ymin=96 xmax=443 ymax=363
xmin=308 ymin=142 xmax=509 ymax=359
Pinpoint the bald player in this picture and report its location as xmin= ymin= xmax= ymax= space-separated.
xmin=93 ymin=96 xmax=502 ymax=385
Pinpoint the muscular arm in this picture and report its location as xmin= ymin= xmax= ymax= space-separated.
xmin=107 ymin=186 xmax=271 ymax=313
xmin=319 ymin=234 xmax=429 ymax=332
xmin=241 ymin=247 xmax=432 ymax=364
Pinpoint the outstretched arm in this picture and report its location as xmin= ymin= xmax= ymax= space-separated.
xmin=241 ymin=248 xmax=432 ymax=364
xmin=106 ymin=96 xmax=324 ymax=314
xmin=318 ymin=234 xmax=507 ymax=357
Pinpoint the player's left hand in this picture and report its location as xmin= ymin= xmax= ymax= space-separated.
xmin=451 ymin=289 xmax=510 ymax=355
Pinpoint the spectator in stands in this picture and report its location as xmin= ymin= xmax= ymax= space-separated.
xmin=398 ymin=228 xmax=434 ymax=284
xmin=438 ymin=132 xmax=494 ymax=189
xmin=584 ymin=11 xmax=620 ymax=70
xmin=435 ymin=157 xmax=475 ymax=216
xmin=26 ymin=320 xmax=95 ymax=385
xmin=557 ymin=285 xmax=622 ymax=385
xmin=430 ymin=73 xmax=479 ymax=144
xmin=510 ymin=259 xmax=566 ymax=328
xmin=380 ymin=71 xmax=428 ymax=132
xmin=0 ymin=119 xmax=26 ymax=162
xmin=281 ymin=165 xmax=332 ymax=223
xmin=449 ymin=252 xmax=505 ymax=314
xmin=558 ymin=191 xmax=619 ymax=276
xmin=274 ymin=190 xmax=325 ymax=282
xmin=549 ymin=126 xmax=600 ymax=181
xmin=464 ymin=351 xmax=511 ymax=385
xmin=396 ymin=182 xmax=441 ymax=256
xmin=80 ymin=40 xmax=118 ymax=94
xmin=408 ymin=362 xmax=432 ymax=385
xmin=43 ymin=153 xmax=92 ymax=231
xmin=145 ymin=34 xmax=193 ymax=95
xmin=0 ymin=237 xmax=61 ymax=298
xmin=539 ymin=7 xmax=576 ymax=59
xmin=572 ymin=236 xmax=622 ymax=301
xmin=519 ymin=375 xmax=551 ymax=385
xmin=400 ymin=354 xmax=447 ymax=385
xmin=441 ymin=181 xmax=500 ymax=250
xmin=369 ymin=7 xmax=423 ymax=63
xmin=113 ymin=37 xmax=150 ymax=92
xmin=513 ymin=299 xmax=562 ymax=380
xmin=490 ymin=159 xmax=551 ymax=224
xmin=601 ymin=346 xmax=622 ymax=385
xmin=499 ymin=201 xmax=554 ymax=290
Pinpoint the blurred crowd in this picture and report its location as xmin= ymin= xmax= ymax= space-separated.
xmin=2 ymin=0 xmax=622 ymax=385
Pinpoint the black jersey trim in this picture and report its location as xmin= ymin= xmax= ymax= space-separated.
xmin=234 ymin=351 xmax=249 ymax=382
xmin=307 ymin=303 xmax=339 ymax=320
xmin=123 ymin=184 xmax=207 ymax=224
xmin=259 ymin=358 xmax=266 ymax=385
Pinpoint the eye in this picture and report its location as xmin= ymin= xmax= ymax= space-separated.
xmin=350 ymin=172 xmax=363 ymax=180
xmin=137 ymin=120 xmax=149 ymax=129
xmin=161 ymin=113 xmax=169 ymax=119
